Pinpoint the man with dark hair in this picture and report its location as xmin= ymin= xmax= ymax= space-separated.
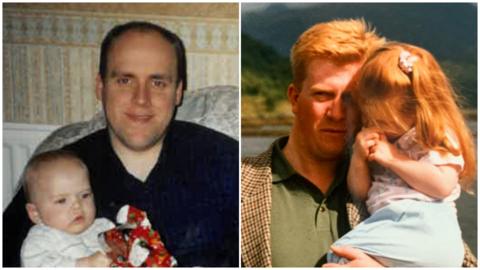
xmin=99 ymin=21 xmax=187 ymax=91
xmin=4 ymin=21 xmax=239 ymax=267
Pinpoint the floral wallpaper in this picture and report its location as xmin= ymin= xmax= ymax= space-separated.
xmin=3 ymin=3 xmax=239 ymax=124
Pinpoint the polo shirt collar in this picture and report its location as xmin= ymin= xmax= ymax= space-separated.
xmin=271 ymin=136 xmax=296 ymax=183
xmin=271 ymin=136 xmax=349 ymax=196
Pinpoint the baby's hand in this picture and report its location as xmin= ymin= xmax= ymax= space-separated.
xmin=75 ymin=251 xmax=112 ymax=267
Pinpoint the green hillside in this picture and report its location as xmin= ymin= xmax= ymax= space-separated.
xmin=241 ymin=34 xmax=291 ymax=111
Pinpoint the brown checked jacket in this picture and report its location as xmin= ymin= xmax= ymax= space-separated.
xmin=241 ymin=146 xmax=477 ymax=267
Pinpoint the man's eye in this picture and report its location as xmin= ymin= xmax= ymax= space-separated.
xmin=81 ymin=192 xmax=92 ymax=199
xmin=54 ymin=198 xmax=66 ymax=204
xmin=313 ymin=92 xmax=332 ymax=101
xmin=152 ymin=79 xmax=166 ymax=88
xmin=342 ymin=93 xmax=352 ymax=104
xmin=117 ymin=78 xmax=131 ymax=85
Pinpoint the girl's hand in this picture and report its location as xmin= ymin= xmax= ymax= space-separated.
xmin=367 ymin=134 xmax=400 ymax=168
xmin=353 ymin=127 xmax=382 ymax=160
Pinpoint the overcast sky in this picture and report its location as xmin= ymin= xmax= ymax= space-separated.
xmin=241 ymin=2 xmax=476 ymax=14
xmin=241 ymin=3 xmax=271 ymax=13
xmin=241 ymin=3 xmax=324 ymax=14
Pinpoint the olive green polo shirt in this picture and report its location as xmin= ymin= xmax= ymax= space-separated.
xmin=270 ymin=137 xmax=351 ymax=267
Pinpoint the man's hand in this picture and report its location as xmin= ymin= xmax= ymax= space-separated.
xmin=75 ymin=251 xmax=112 ymax=267
xmin=323 ymin=246 xmax=383 ymax=267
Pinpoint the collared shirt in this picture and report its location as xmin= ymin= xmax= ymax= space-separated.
xmin=270 ymin=136 xmax=351 ymax=267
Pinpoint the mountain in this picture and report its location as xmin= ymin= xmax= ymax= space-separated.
xmin=241 ymin=33 xmax=291 ymax=110
xmin=242 ymin=3 xmax=477 ymax=108
xmin=242 ymin=3 xmax=476 ymax=61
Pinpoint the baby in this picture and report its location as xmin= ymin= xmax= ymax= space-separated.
xmin=21 ymin=150 xmax=114 ymax=267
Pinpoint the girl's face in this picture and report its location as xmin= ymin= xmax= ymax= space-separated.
xmin=362 ymin=114 xmax=414 ymax=142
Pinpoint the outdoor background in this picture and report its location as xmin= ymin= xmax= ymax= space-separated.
xmin=241 ymin=3 xmax=477 ymax=256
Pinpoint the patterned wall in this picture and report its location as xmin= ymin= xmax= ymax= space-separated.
xmin=3 ymin=4 xmax=239 ymax=125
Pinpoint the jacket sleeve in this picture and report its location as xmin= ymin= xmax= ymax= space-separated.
xmin=3 ymin=187 xmax=32 ymax=267
xmin=462 ymin=241 xmax=477 ymax=267
xmin=21 ymin=227 xmax=76 ymax=267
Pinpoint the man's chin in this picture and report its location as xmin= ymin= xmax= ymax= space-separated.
xmin=109 ymin=127 xmax=165 ymax=152
xmin=122 ymin=138 xmax=163 ymax=152
xmin=314 ymin=142 xmax=346 ymax=159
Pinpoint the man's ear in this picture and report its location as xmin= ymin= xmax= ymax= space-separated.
xmin=95 ymin=74 xmax=104 ymax=102
xmin=26 ymin=203 xmax=42 ymax=224
xmin=175 ymin=81 xmax=183 ymax=106
xmin=287 ymin=83 xmax=301 ymax=114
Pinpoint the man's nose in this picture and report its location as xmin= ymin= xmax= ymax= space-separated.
xmin=132 ymin=82 xmax=151 ymax=105
xmin=326 ymin=98 xmax=345 ymax=121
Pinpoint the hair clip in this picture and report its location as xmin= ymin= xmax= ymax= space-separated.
xmin=398 ymin=50 xmax=418 ymax=74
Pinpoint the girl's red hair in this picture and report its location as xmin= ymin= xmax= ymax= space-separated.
xmin=351 ymin=42 xmax=476 ymax=191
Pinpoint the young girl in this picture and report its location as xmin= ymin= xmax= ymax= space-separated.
xmin=327 ymin=42 xmax=476 ymax=267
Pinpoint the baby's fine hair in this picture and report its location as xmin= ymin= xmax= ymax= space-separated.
xmin=23 ymin=150 xmax=89 ymax=202
xmin=350 ymin=42 xmax=476 ymax=190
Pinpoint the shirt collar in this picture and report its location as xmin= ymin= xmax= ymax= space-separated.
xmin=271 ymin=136 xmax=296 ymax=183
xmin=394 ymin=127 xmax=416 ymax=149
xmin=271 ymin=136 xmax=349 ymax=188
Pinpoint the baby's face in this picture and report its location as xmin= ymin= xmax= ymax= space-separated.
xmin=29 ymin=160 xmax=96 ymax=234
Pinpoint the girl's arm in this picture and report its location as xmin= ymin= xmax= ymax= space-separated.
xmin=347 ymin=128 xmax=379 ymax=201
xmin=347 ymin=153 xmax=372 ymax=201
xmin=369 ymin=136 xmax=459 ymax=199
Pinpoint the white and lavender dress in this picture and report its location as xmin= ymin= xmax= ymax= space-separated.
xmin=327 ymin=128 xmax=465 ymax=267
